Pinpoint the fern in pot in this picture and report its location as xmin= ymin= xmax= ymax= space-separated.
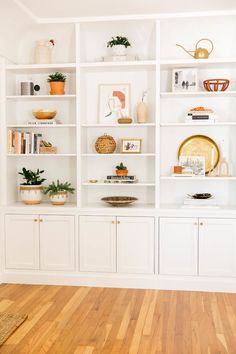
xmin=107 ymin=36 xmax=131 ymax=56
xmin=19 ymin=168 xmax=46 ymax=205
xmin=44 ymin=180 xmax=75 ymax=205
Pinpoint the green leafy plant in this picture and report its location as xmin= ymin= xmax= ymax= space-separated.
xmin=18 ymin=168 xmax=46 ymax=185
xmin=47 ymin=72 xmax=66 ymax=82
xmin=44 ymin=180 xmax=75 ymax=196
xmin=107 ymin=36 xmax=131 ymax=48
xmin=116 ymin=162 xmax=127 ymax=170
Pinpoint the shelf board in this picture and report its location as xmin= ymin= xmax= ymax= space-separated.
xmin=161 ymin=176 xmax=236 ymax=181
xmin=160 ymin=91 xmax=236 ymax=98
xmin=7 ymin=153 xmax=76 ymax=157
xmin=160 ymin=122 xmax=236 ymax=127
xmin=6 ymin=63 xmax=76 ymax=73
xmin=160 ymin=57 xmax=236 ymax=69
xmin=6 ymin=94 xmax=76 ymax=100
xmin=81 ymin=123 xmax=156 ymax=127
xmin=80 ymin=60 xmax=156 ymax=70
xmin=6 ymin=124 xmax=76 ymax=128
xmin=81 ymin=153 xmax=155 ymax=157
xmin=82 ymin=182 xmax=155 ymax=186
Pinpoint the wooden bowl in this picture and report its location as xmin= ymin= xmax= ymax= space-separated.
xmin=32 ymin=110 xmax=57 ymax=120
xmin=101 ymin=196 xmax=138 ymax=207
xmin=203 ymin=79 xmax=230 ymax=92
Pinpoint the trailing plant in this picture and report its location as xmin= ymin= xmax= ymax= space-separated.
xmin=107 ymin=36 xmax=131 ymax=48
xmin=116 ymin=162 xmax=127 ymax=170
xmin=47 ymin=72 xmax=66 ymax=82
xmin=44 ymin=180 xmax=75 ymax=196
xmin=19 ymin=168 xmax=46 ymax=185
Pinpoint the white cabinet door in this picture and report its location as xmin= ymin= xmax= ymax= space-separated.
xmin=199 ymin=218 xmax=236 ymax=277
xmin=159 ymin=217 xmax=198 ymax=276
xmin=80 ymin=216 xmax=116 ymax=272
xmin=117 ymin=217 xmax=155 ymax=274
xmin=5 ymin=214 xmax=39 ymax=270
xmin=40 ymin=215 xmax=75 ymax=271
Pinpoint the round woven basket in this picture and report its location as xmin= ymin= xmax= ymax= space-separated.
xmin=95 ymin=134 xmax=116 ymax=154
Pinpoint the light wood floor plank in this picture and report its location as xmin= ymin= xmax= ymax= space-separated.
xmin=0 ymin=285 xmax=236 ymax=353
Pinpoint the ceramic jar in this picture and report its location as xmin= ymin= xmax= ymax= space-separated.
xmin=34 ymin=40 xmax=51 ymax=64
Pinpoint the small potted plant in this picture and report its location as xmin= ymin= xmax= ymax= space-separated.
xmin=19 ymin=168 xmax=46 ymax=205
xmin=44 ymin=180 xmax=75 ymax=205
xmin=116 ymin=162 xmax=128 ymax=177
xmin=107 ymin=36 xmax=131 ymax=56
xmin=47 ymin=72 xmax=66 ymax=95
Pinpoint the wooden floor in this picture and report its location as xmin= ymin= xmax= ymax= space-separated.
xmin=0 ymin=285 xmax=236 ymax=353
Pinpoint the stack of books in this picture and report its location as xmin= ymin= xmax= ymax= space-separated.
xmin=182 ymin=195 xmax=219 ymax=208
xmin=104 ymin=175 xmax=138 ymax=184
xmin=28 ymin=119 xmax=60 ymax=125
xmin=8 ymin=130 xmax=42 ymax=154
xmin=185 ymin=108 xmax=216 ymax=123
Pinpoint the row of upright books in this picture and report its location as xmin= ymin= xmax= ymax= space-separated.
xmin=8 ymin=130 xmax=42 ymax=154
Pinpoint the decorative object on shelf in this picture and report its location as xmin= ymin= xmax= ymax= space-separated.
xmin=186 ymin=106 xmax=216 ymax=123
xmin=176 ymin=38 xmax=214 ymax=59
xmin=172 ymin=68 xmax=198 ymax=91
xmin=18 ymin=168 xmax=46 ymax=205
xmin=32 ymin=110 xmax=57 ymax=120
xmin=178 ymin=135 xmax=220 ymax=174
xmin=115 ymin=162 xmax=128 ymax=176
xmin=34 ymin=39 xmax=55 ymax=64
xmin=137 ymin=91 xmax=148 ymax=123
xmin=39 ymin=140 xmax=57 ymax=154
xmin=20 ymin=81 xmax=34 ymax=96
xmin=189 ymin=193 xmax=212 ymax=199
xmin=121 ymin=138 xmax=142 ymax=153
xmin=203 ymin=79 xmax=230 ymax=92
xmin=173 ymin=165 xmax=182 ymax=174
xmin=34 ymin=84 xmax=41 ymax=95
xmin=105 ymin=175 xmax=138 ymax=184
xmin=107 ymin=36 xmax=131 ymax=56
xmin=89 ymin=179 xmax=98 ymax=183
xmin=101 ymin=196 xmax=138 ymax=207
xmin=47 ymin=72 xmax=66 ymax=95
xmin=118 ymin=117 xmax=132 ymax=124
xmin=179 ymin=156 xmax=205 ymax=176
xmin=98 ymin=83 xmax=130 ymax=124
xmin=44 ymin=180 xmax=75 ymax=205
xmin=95 ymin=134 xmax=116 ymax=154
xmin=218 ymin=139 xmax=230 ymax=177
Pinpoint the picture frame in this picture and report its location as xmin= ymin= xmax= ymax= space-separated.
xmin=121 ymin=138 xmax=142 ymax=154
xmin=179 ymin=155 xmax=205 ymax=176
xmin=172 ymin=68 xmax=198 ymax=92
xmin=98 ymin=83 xmax=131 ymax=124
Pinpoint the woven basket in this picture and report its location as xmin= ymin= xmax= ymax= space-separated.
xmin=203 ymin=79 xmax=230 ymax=92
xmin=95 ymin=134 xmax=116 ymax=154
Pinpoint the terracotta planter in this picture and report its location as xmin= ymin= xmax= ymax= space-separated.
xmin=50 ymin=191 xmax=68 ymax=205
xmin=116 ymin=169 xmax=128 ymax=177
xmin=20 ymin=185 xmax=43 ymax=205
xmin=49 ymin=81 xmax=65 ymax=95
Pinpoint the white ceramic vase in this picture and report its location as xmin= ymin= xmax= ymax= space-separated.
xmin=137 ymin=101 xmax=148 ymax=123
xmin=112 ymin=45 xmax=127 ymax=56
xmin=20 ymin=185 xmax=43 ymax=205
xmin=50 ymin=192 xmax=68 ymax=205
xmin=34 ymin=40 xmax=51 ymax=64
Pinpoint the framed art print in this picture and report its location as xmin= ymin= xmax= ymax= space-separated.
xmin=121 ymin=138 xmax=142 ymax=153
xmin=172 ymin=68 xmax=198 ymax=92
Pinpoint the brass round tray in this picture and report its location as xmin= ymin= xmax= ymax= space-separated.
xmin=178 ymin=135 xmax=220 ymax=174
xmin=101 ymin=196 xmax=138 ymax=207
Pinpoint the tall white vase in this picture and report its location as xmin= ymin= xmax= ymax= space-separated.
xmin=34 ymin=40 xmax=51 ymax=64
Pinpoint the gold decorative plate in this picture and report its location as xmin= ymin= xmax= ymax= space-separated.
xmin=178 ymin=135 xmax=220 ymax=174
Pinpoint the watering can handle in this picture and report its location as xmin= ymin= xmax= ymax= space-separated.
xmin=195 ymin=38 xmax=214 ymax=54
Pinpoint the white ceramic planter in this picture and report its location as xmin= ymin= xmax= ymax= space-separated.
xmin=112 ymin=45 xmax=127 ymax=56
xmin=50 ymin=192 xmax=68 ymax=205
xmin=20 ymin=185 xmax=43 ymax=205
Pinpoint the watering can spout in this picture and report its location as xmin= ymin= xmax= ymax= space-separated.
xmin=176 ymin=44 xmax=195 ymax=58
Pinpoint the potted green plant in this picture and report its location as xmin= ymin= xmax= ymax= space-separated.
xmin=116 ymin=162 xmax=128 ymax=177
xmin=44 ymin=180 xmax=75 ymax=205
xmin=47 ymin=72 xmax=66 ymax=95
xmin=18 ymin=168 xmax=46 ymax=205
xmin=107 ymin=36 xmax=131 ymax=56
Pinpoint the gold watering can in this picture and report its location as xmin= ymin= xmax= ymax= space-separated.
xmin=176 ymin=38 xmax=214 ymax=59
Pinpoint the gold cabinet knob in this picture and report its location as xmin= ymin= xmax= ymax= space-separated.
xmin=117 ymin=221 xmax=120 ymax=224
xmin=39 ymin=219 xmax=43 ymax=222
xmin=194 ymin=222 xmax=198 ymax=226
xmin=112 ymin=221 xmax=115 ymax=224
xmin=200 ymin=222 xmax=203 ymax=226
xmin=34 ymin=219 xmax=38 ymax=222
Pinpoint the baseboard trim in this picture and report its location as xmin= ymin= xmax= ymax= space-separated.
xmin=2 ymin=271 xmax=236 ymax=293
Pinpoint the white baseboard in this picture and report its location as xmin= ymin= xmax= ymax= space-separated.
xmin=2 ymin=271 xmax=236 ymax=293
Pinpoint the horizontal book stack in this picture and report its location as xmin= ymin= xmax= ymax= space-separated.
xmin=182 ymin=195 xmax=219 ymax=208
xmin=185 ymin=108 xmax=216 ymax=123
xmin=104 ymin=175 xmax=138 ymax=184
xmin=8 ymin=130 xmax=42 ymax=154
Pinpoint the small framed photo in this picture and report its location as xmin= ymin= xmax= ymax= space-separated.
xmin=121 ymin=139 xmax=142 ymax=154
xmin=179 ymin=155 xmax=205 ymax=176
xmin=172 ymin=68 xmax=198 ymax=92
xmin=98 ymin=83 xmax=131 ymax=124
